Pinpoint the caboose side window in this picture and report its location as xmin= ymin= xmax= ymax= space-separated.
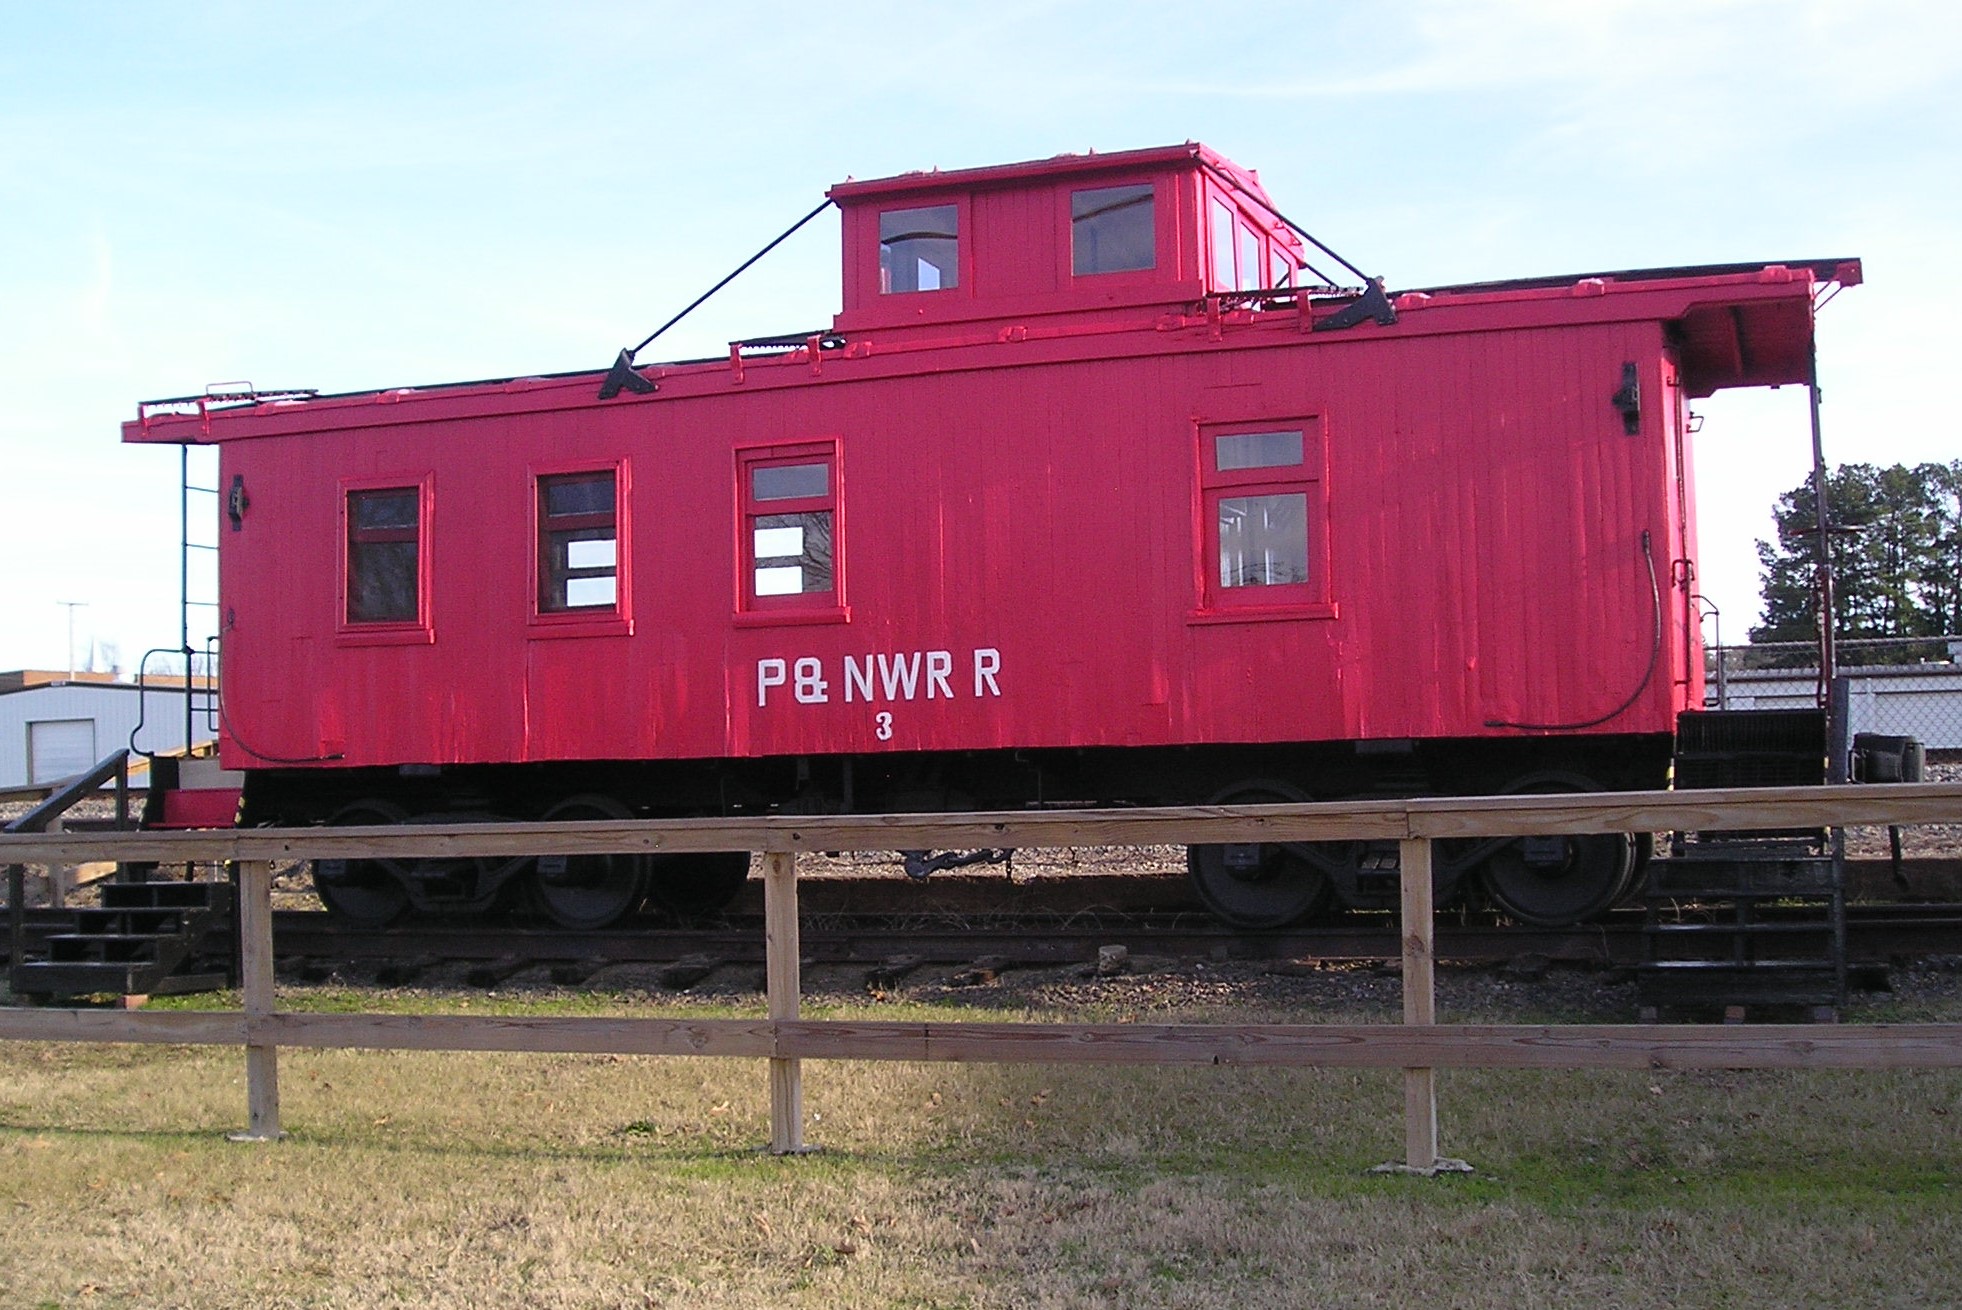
xmin=1269 ymin=245 xmax=1295 ymax=289
xmin=1071 ymin=184 xmax=1155 ymax=275
xmin=879 ymin=205 xmax=959 ymax=293
xmin=537 ymin=471 xmax=619 ymax=612
xmin=1196 ymin=420 xmax=1332 ymax=620
xmin=346 ymin=488 xmax=421 ymax=624
xmin=1218 ymin=494 xmax=1308 ymax=587
xmin=1210 ymin=199 xmax=1236 ymax=290
xmin=739 ymin=443 xmax=841 ymax=615
xmin=1210 ymin=194 xmax=1271 ymax=292
xmin=1215 ymin=430 xmax=1302 ymax=471
xmin=1237 ymin=221 xmax=1262 ymax=290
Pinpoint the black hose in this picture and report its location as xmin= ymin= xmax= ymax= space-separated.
xmin=1486 ymin=529 xmax=1663 ymax=732
xmin=216 ymin=663 xmax=344 ymax=765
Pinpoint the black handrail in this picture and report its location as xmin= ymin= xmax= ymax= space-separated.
xmin=5 ymin=750 xmax=132 ymax=836
xmin=7 ymin=749 xmax=131 ymax=988
xmin=130 ymin=646 xmax=215 ymax=760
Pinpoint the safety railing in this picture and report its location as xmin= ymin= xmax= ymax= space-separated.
xmin=2 ymin=781 xmax=1960 ymax=1172
xmin=6 ymin=750 xmax=133 ymax=984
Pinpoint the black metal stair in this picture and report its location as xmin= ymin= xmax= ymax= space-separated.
xmin=12 ymin=878 xmax=235 ymax=1000
xmin=7 ymin=750 xmax=245 ymax=1003
xmin=1639 ymin=708 xmax=1847 ymax=1020
xmin=1637 ymin=839 xmax=1846 ymax=1018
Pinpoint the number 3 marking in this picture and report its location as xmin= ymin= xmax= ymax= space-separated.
xmin=875 ymin=712 xmax=893 ymax=741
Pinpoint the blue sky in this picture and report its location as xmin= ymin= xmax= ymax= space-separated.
xmin=2 ymin=0 xmax=1958 ymax=672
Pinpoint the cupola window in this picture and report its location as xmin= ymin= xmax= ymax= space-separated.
xmin=1071 ymin=183 xmax=1155 ymax=275
xmin=879 ymin=205 xmax=959 ymax=293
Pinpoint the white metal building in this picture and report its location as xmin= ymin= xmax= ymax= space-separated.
xmin=0 ymin=675 xmax=214 ymax=790
xmin=1709 ymin=664 xmax=1962 ymax=751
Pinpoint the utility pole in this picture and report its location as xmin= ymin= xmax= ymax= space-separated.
xmin=56 ymin=601 xmax=88 ymax=681
xmin=1807 ymin=347 xmax=1835 ymax=707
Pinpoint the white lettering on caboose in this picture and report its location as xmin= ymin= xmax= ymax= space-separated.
xmin=757 ymin=648 xmax=1003 ymax=707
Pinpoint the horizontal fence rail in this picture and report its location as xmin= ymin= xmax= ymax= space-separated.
xmin=3 ymin=782 xmax=1959 ymax=864
xmin=4 ymin=782 xmax=1962 ymax=1170
xmin=3 ymin=1010 xmax=1960 ymax=1071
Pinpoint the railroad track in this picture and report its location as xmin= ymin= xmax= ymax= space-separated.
xmin=10 ymin=902 xmax=1962 ymax=988
xmin=272 ymin=903 xmax=1962 ymax=971
xmin=8 ymin=859 xmax=1962 ymax=988
xmin=273 ymin=910 xmax=1629 ymax=969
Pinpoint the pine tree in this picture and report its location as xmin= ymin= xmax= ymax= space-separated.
xmin=1921 ymin=461 xmax=1962 ymax=636
xmin=1753 ymin=462 xmax=1954 ymax=645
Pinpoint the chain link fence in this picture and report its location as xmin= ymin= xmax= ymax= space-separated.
xmin=1707 ymin=636 xmax=1962 ymax=755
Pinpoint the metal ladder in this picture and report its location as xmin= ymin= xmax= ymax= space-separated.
xmin=131 ymin=441 xmax=222 ymax=758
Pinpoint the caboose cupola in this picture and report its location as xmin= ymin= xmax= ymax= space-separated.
xmin=828 ymin=143 xmax=1307 ymax=336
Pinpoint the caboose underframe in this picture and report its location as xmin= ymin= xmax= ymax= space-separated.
xmin=241 ymin=729 xmax=1674 ymax=917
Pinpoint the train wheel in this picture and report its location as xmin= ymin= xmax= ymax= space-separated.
xmin=532 ymin=794 xmax=649 ymax=929
xmin=313 ymin=799 xmax=412 ymax=927
xmin=647 ymin=852 xmax=752 ymax=917
xmin=1478 ymin=774 xmax=1636 ymax=927
xmin=1185 ymin=780 xmax=1336 ymax=928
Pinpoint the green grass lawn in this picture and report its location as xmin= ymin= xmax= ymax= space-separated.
xmin=1 ymin=984 xmax=1958 ymax=1308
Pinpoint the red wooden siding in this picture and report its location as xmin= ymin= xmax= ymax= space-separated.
xmin=199 ymin=311 xmax=1694 ymax=771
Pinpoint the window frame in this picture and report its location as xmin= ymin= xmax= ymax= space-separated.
xmin=338 ymin=473 xmax=435 ymax=646
xmin=528 ymin=457 xmax=632 ymax=640
xmin=1191 ymin=416 xmax=1336 ymax=624
xmin=1209 ymin=196 xmax=1238 ymax=292
xmin=734 ymin=437 xmax=849 ymax=626
xmin=1207 ymin=187 xmax=1277 ymax=293
xmin=1269 ymin=242 xmax=1296 ymax=289
xmin=875 ymin=197 xmax=970 ymax=299
xmin=1064 ymin=175 xmax=1166 ymax=286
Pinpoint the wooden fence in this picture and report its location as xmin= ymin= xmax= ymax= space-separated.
xmin=4 ymin=782 xmax=1962 ymax=1172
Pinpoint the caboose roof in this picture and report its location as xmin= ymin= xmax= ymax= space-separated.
xmin=826 ymin=142 xmax=1267 ymax=204
xmin=121 ymin=139 xmax=1860 ymax=445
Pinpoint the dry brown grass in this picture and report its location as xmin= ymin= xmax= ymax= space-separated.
xmin=3 ymin=982 xmax=1962 ymax=1308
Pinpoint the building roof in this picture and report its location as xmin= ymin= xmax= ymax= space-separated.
xmin=0 ymin=670 xmax=121 ymax=693
xmin=0 ymin=672 xmax=207 ymax=696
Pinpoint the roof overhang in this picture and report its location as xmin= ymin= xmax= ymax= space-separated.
xmin=1400 ymin=258 xmax=1860 ymax=398
xmin=1673 ymin=289 xmax=1825 ymax=397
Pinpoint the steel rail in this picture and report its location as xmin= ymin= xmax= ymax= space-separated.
xmin=7 ymin=903 xmax=1958 ymax=975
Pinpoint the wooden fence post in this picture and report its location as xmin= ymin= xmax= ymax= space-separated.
xmin=763 ymin=851 xmax=808 ymax=1154
xmin=229 ymin=859 xmax=283 ymax=1142
xmin=1400 ymin=837 xmax=1438 ymax=1169
xmin=8 ymin=864 xmax=24 ymax=986
xmin=1373 ymin=837 xmax=1468 ymax=1175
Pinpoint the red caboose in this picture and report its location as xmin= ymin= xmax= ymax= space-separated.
xmin=125 ymin=143 xmax=1855 ymax=929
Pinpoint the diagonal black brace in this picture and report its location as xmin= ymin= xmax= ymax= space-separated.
xmin=1311 ymin=278 xmax=1398 ymax=333
xmin=598 ymin=348 xmax=658 ymax=401
xmin=599 ymin=198 xmax=835 ymax=399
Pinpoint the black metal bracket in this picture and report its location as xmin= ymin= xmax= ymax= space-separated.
xmin=598 ymin=348 xmax=659 ymax=401
xmin=227 ymin=474 xmax=249 ymax=531
xmin=1612 ymin=362 xmax=1642 ymax=435
xmin=1311 ymin=278 xmax=1398 ymax=333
